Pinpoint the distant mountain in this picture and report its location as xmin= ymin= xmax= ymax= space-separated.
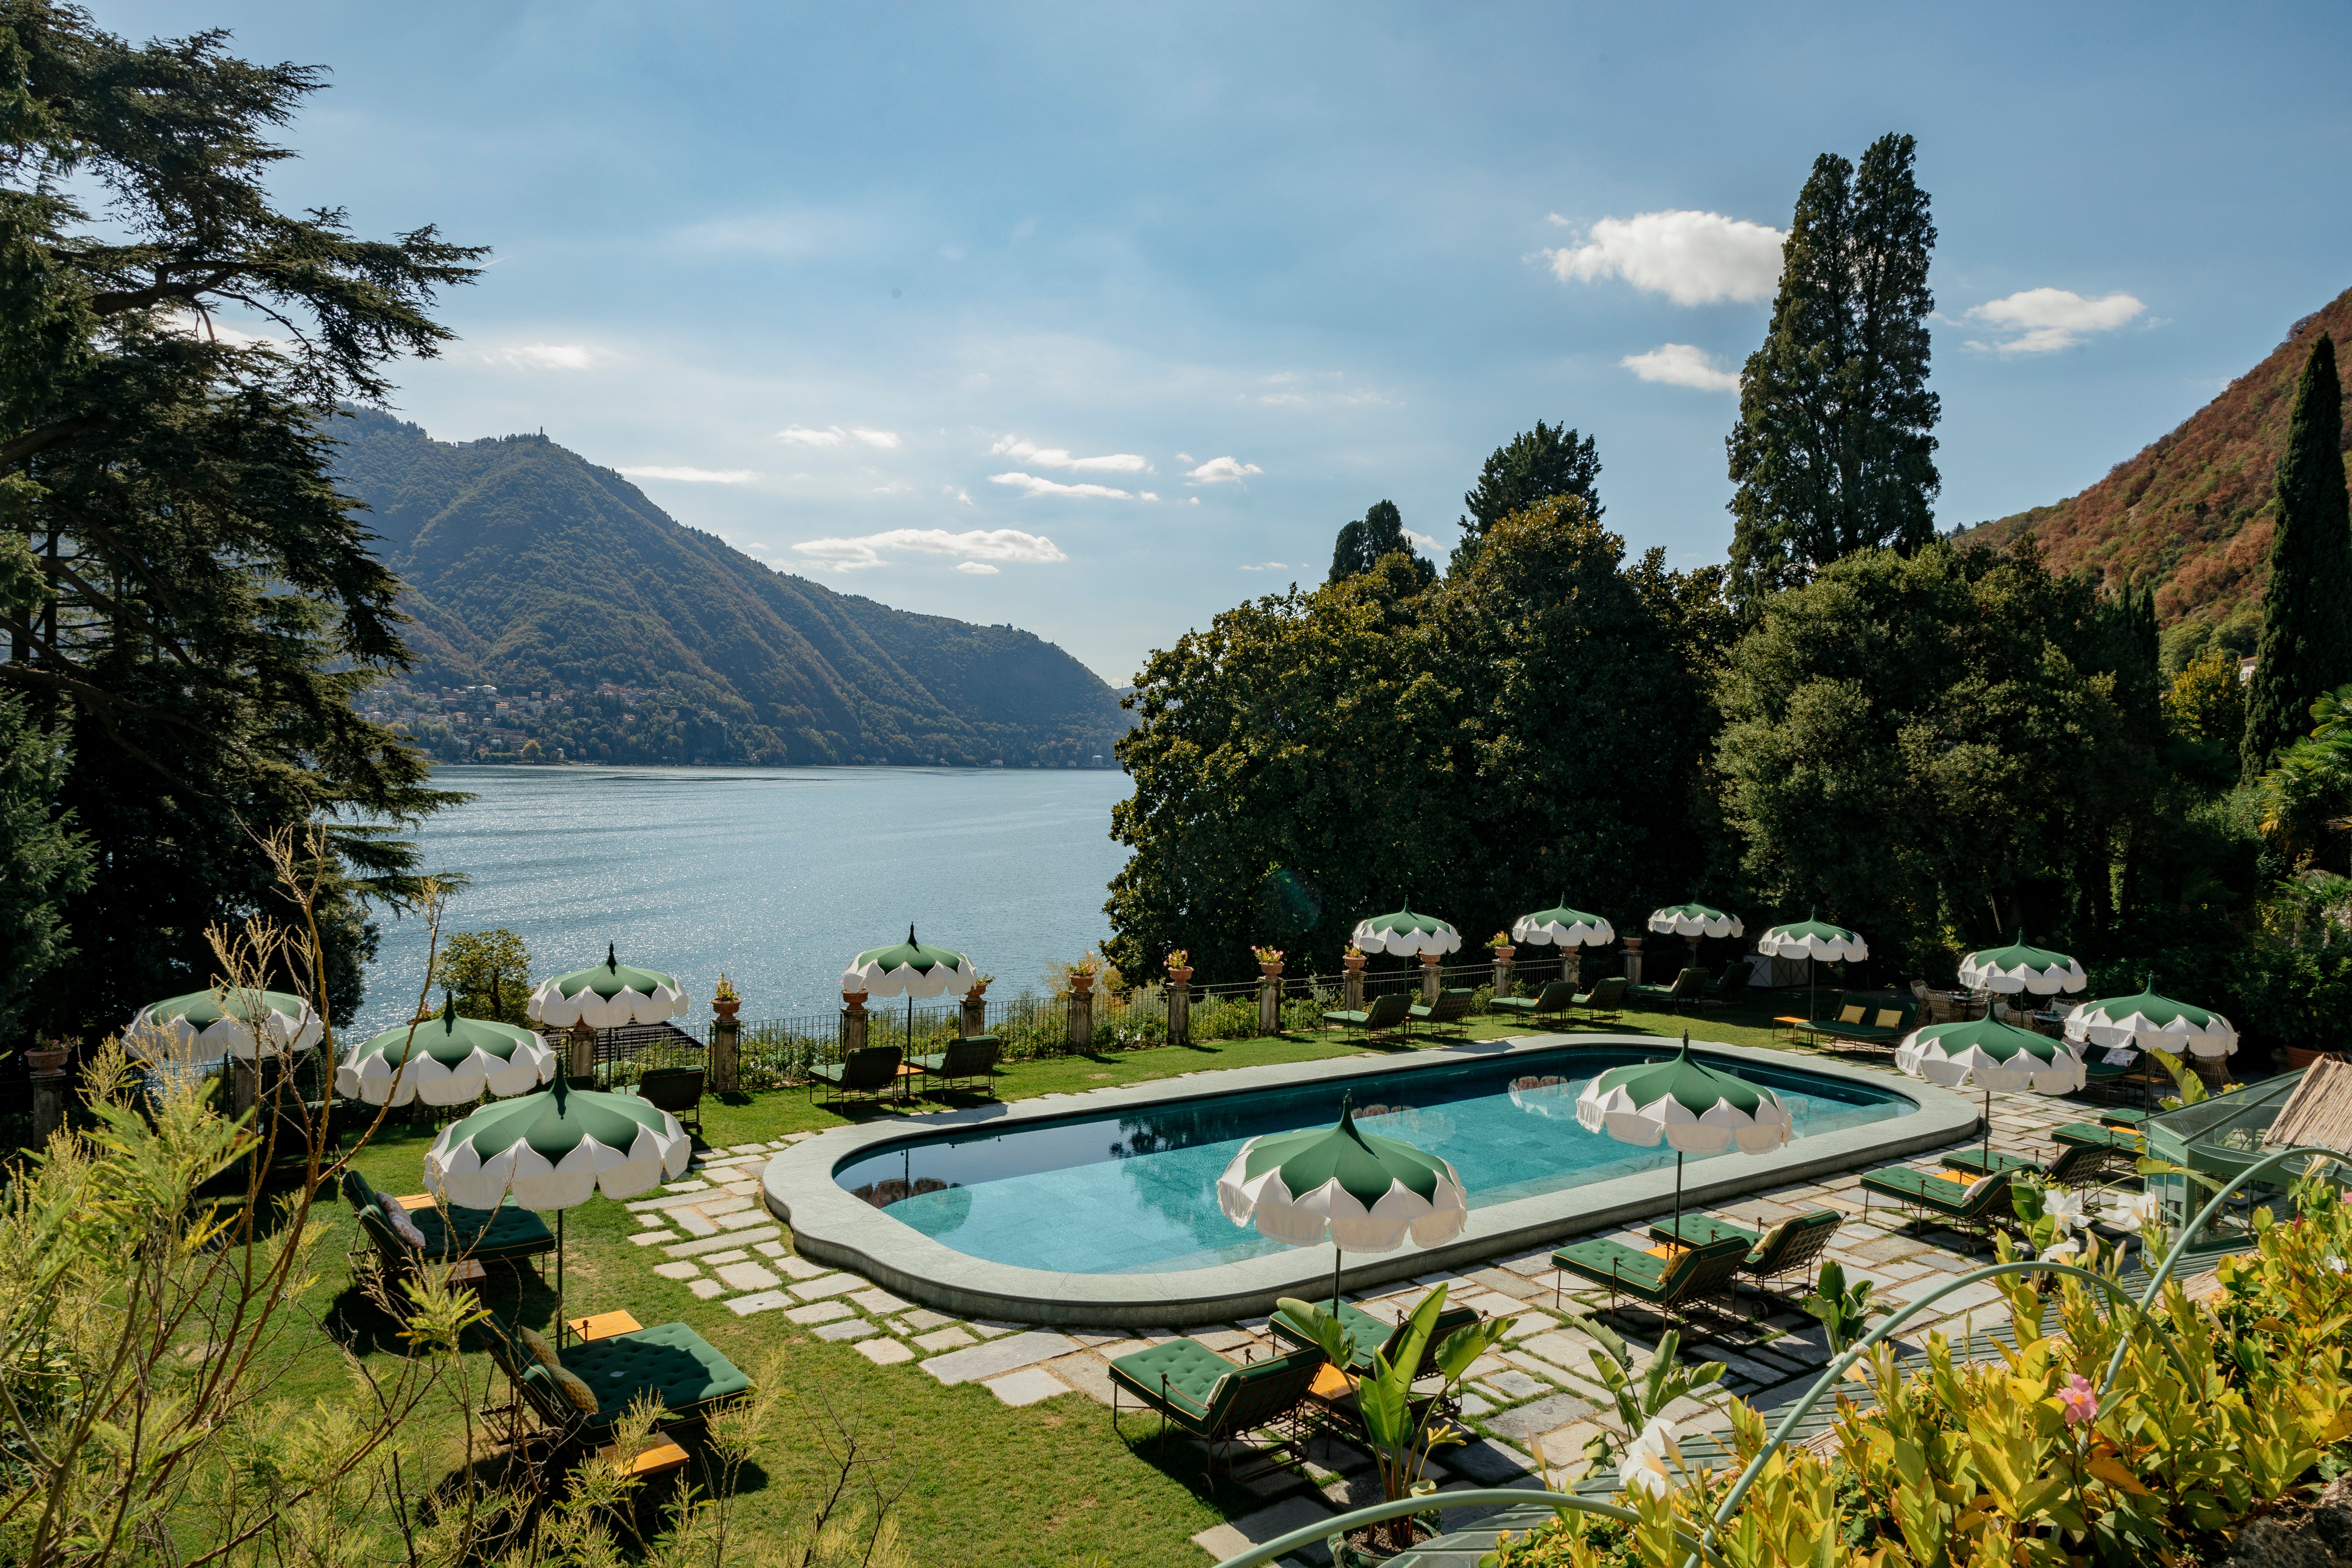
xmin=333 ymin=409 xmax=1128 ymax=766
xmin=1962 ymin=285 xmax=2352 ymax=665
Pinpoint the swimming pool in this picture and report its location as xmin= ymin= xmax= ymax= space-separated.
xmin=830 ymin=1044 xmax=1911 ymax=1275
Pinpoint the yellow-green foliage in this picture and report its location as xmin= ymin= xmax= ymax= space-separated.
xmin=1493 ymin=1181 xmax=2352 ymax=1567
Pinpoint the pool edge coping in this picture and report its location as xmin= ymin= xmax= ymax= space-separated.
xmin=759 ymin=1032 xmax=1981 ymax=1327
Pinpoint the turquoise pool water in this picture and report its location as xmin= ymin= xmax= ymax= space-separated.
xmin=832 ymin=1047 xmax=1912 ymax=1275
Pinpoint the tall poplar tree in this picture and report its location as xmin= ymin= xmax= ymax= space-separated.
xmin=0 ymin=4 xmax=481 ymax=1042
xmin=1328 ymin=499 xmax=1434 ymax=587
xmin=1726 ymin=133 xmax=1940 ymax=614
xmin=2241 ymin=334 xmax=2352 ymax=776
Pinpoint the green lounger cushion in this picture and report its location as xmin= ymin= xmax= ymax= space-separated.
xmin=1860 ymin=1167 xmax=2007 ymax=1217
xmin=1267 ymin=1300 xmax=1479 ymax=1375
xmin=537 ymin=1320 xmax=752 ymax=1427
xmin=1937 ymin=1149 xmax=2042 ymax=1177
xmin=1554 ymin=1236 xmax=1746 ymax=1303
xmin=1108 ymin=1337 xmax=1241 ymax=1419
xmin=412 ymin=1200 xmax=556 ymax=1261
xmin=2052 ymin=1121 xmax=2143 ymax=1152
xmin=1491 ymin=982 xmax=1577 ymax=1016
xmin=2100 ymin=1107 xmax=2151 ymax=1127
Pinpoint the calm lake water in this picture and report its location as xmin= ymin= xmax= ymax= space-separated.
xmin=359 ymin=765 xmax=1133 ymax=1032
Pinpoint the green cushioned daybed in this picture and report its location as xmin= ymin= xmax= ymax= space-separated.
xmin=1107 ymin=1338 xmax=1325 ymax=1480
xmin=1858 ymin=1166 xmax=2012 ymax=1250
xmin=1551 ymin=1231 xmax=1749 ymax=1332
xmin=343 ymin=1168 xmax=555 ymax=1264
xmin=485 ymin=1311 xmax=751 ymax=1448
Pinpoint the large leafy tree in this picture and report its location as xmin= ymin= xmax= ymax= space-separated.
xmin=1450 ymin=421 xmax=1600 ymax=572
xmin=2240 ymin=334 xmax=2352 ymax=777
xmin=0 ymin=4 xmax=480 ymax=1042
xmin=1111 ymin=497 xmax=1727 ymax=982
xmin=1715 ymin=540 xmax=2158 ymax=974
xmin=1328 ymin=499 xmax=1435 ymax=588
xmin=1725 ymin=133 xmax=1940 ymax=614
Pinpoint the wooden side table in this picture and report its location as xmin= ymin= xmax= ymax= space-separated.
xmin=598 ymin=1439 xmax=690 ymax=1480
xmin=567 ymin=1310 xmax=643 ymax=1342
xmin=393 ymin=1192 xmax=439 ymax=1211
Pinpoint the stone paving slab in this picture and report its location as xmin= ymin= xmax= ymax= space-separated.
xmin=915 ymin=1326 xmax=976 ymax=1352
xmin=815 ymin=1318 xmax=880 ymax=1341
xmin=790 ymin=1274 xmax=862 ymax=1300
xmin=651 ymin=1260 xmax=701 ymax=1281
xmin=901 ymin=1308 xmax=957 ymax=1331
xmin=727 ymin=1290 xmax=791 ymax=1316
xmin=665 ymin=1228 xmax=778 ymax=1259
xmin=1043 ymin=1351 xmax=1118 ymax=1405
xmin=715 ymin=1262 xmax=779 ymax=1292
xmin=686 ymin=1278 xmax=724 ymax=1299
xmin=984 ymin=1366 xmax=1073 ymax=1406
xmin=788 ymin=1300 xmax=854 ymax=1325
xmin=920 ymin=1331 xmax=1079 ymax=1386
xmin=1192 ymin=1495 xmax=1336 ymax=1568
xmin=852 ymin=1288 xmax=911 ymax=1315
xmin=857 ymin=1336 xmax=915 ymax=1365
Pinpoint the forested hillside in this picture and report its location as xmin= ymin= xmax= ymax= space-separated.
xmin=1964 ymin=284 xmax=2352 ymax=667
xmin=332 ymin=410 xmax=1127 ymax=766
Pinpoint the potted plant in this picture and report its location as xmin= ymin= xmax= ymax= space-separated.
xmin=1487 ymin=930 xmax=1515 ymax=961
xmin=1253 ymin=945 xmax=1284 ymax=978
xmin=1343 ymin=946 xmax=1368 ymax=972
xmin=840 ymin=989 xmax=868 ymax=1016
xmin=25 ymin=1038 xmax=71 ymax=1074
xmin=711 ymin=972 xmax=741 ymax=1021
xmin=969 ymin=971 xmax=993 ymax=1000
xmin=1068 ymin=954 xmax=1100 ymax=997
xmin=1166 ymin=949 xmax=1192 ymax=984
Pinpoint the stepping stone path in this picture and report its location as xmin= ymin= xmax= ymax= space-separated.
xmin=619 ymin=1053 xmax=2104 ymax=1561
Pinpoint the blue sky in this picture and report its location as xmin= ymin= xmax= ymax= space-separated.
xmin=116 ymin=1 xmax=2352 ymax=684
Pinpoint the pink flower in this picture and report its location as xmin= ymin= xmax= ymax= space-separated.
xmin=2057 ymin=1373 xmax=2096 ymax=1428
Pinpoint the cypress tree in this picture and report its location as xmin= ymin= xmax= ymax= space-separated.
xmin=2241 ymin=334 xmax=2352 ymax=776
xmin=1328 ymin=500 xmax=1434 ymax=588
xmin=1726 ymin=134 xmax=1940 ymax=614
xmin=1450 ymin=421 xmax=1601 ymax=572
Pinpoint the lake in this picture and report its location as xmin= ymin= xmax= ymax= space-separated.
xmin=359 ymin=765 xmax=1133 ymax=1032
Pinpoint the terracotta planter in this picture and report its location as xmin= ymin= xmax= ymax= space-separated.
xmin=712 ymin=998 xmax=740 ymax=1022
xmin=841 ymin=991 xmax=868 ymax=1016
xmin=1343 ymin=952 xmax=1367 ymax=972
xmin=26 ymin=1048 xmax=70 ymax=1074
xmin=1258 ymin=963 xmax=1284 ymax=979
xmin=969 ymin=981 xmax=990 ymax=1000
xmin=1623 ymin=936 xmax=1644 ymax=950
xmin=1489 ymin=946 xmax=1516 ymax=962
xmin=1167 ymin=967 xmax=1194 ymax=985
xmin=1070 ymin=973 xmax=1097 ymax=997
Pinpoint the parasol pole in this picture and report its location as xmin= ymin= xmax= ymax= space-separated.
xmin=1331 ymin=1245 xmax=1343 ymax=1316
xmin=1674 ymin=1151 xmax=1685 ymax=1244
xmin=556 ymin=1209 xmax=566 ymax=1347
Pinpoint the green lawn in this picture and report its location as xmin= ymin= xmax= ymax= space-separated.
xmin=281 ymin=999 xmax=1848 ymax=1566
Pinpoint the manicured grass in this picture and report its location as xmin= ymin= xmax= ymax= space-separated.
xmin=264 ymin=998 xmax=1867 ymax=1566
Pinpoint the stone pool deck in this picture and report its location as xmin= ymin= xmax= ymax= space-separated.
xmin=615 ymin=1035 xmax=2117 ymax=1565
xmin=758 ymin=1032 xmax=1976 ymax=1326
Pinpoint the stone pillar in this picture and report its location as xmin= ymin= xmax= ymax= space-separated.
xmin=567 ymin=1026 xmax=596 ymax=1085
xmin=1257 ymin=967 xmax=1282 ymax=1035
xmin=1067 ymin=976 xmax=1095 ymax=1054
xmin=960 ymin=991 xmax=988 ymax=1039
xmin=232 ymin=1057 xmax=259 ymax=1120
xmin=1623 ymin=937 xmax=1645 ymax=988
xmin=1343 ymin=953 xmax=1366 ymax=1013
xmin=1167 ymin=973 xmax=1192 ymax=1046
xmin=709 ymin=1017 xmax=740 ymax=1093
xmin=840 ymin=994 xmax=868 ymax=1063
xmin=1561 ymin=946 xmax=1582 ymax=987
xmin=28 ymin=1047 xmax=70 ymax=1144
xmin=1491 ymin=948 xmax=1515 ymax=1000
xmin=1420 ymin=954 xmax=1441 ymax=1003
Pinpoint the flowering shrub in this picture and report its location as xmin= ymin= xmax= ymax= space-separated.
xmin=1493 ymin=1171 xmax=2352 ymax=1567
xmin=1252 ymin=945 xmax=1284 ymax=965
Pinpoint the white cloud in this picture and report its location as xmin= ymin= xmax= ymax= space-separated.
xmin=954 ymin=561 xmax=999 ymax=575
xmin=775 ymin=424 xmax=901 ymax=448
xmin=1404 ymin=530 xmax=1440 ymax=554
xmin=1540 ymin=210 xmax=1785 ymax=306
xmin=991 ymin=435 xmax=1151 ymax=473
xmin=1175 ymin=451 xmax=1195 ymax=463
xmin=617 ymin=465 xmax=757 ymax=484
xmin=944 ymin=485 xmax=973 ymax=505
xmin=989 ymin=471 xmax=1135 ymax=500
xmin=1239 ymin=561 xmax=1297 ymax=572
xmin=789 ymin=527 xmax=1069 ymax=573
xmin=1140 ymin=492 xmax=1160 ymax=502
xmin=1963 ymin=288 xmax=2146 ymax=354
xmin=169 ymin=313 xmax=285 ymax=350
xmin=1185 ymin=456 xmax=1262 ymax=485
xmin=488 ymin=343 xmax=597 ymax=371
xmin=1620 ymin=343 xmax=1741 ymax=393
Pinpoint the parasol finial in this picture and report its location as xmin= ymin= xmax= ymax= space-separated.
xmin=606 ymin=941 xmax=617 ymax=973
xmin=908 ymin=923 xmax=917 ymax=946
xmin=551 ymin=1071 xmax=570 ymax=1113
xmin=441 ymin=990 xmax=457 ymax=1033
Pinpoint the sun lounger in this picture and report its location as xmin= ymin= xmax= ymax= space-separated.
xmin=807 ymin=1045 xmax=902 ymax=1106
xmin=909 ymin=1035 xmax=1000 ymax=1096
xmin=1938 ymin=1141 xmax=2116 ymax=1189
xmin=1108 ymin=1339 xmax=1325 ymax=1480
xmin=483 ymin=1310 xmax=751 ymax=1451
xmin=1820 ymin=999 xmax=1913 ymax=1051
xmin=1551 ymin=1231 xmax=1751 ymax=1333
xmin=1628 ymin=967 xmax=1708 ymax=1011
xmin=1489 ymin=980 xmax=1577 ymax=1024
xmin=634 ymin=1066 xmax=705 ymax=1138
xmin=1858 ymin=1165 xmax=2013 ymax=1249
xmin=1573 ymin=976 xmax=1628 ymax=1021
xmin=1408 ymin=986 xmax=1476 ymax=1037
xmin=1644 ymin=1211 xmax=1839 ymax=1313
xmin=342 ymin=1168 xmax=555 ymax=1266
xmin=1267 ymin=1297 xmax=1480 ymax=1380
xmin=1321 ymin=991 xmax=1413 ymax=1040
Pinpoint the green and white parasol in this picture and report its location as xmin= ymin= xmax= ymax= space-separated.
xmin=528 ymin=944 xmax=687 ymax=1029
xmin=127 ymin=988 xmax=322 ymax=1064
xmin=1576 ymin=1033 xmax=1792 ymax=1235
xmin=425 ymin=1072 xmax=692 ymax=1339
xmin=1511 ymin=899 xmax=1615 ymax=948
xmin=1957 ymin=931 xmax=2087 ymax=996
xmin=1351 ymin=904 xmax=1461 ymax=958
xmin=1647 ymin=903 xmax=1743 ymax=940
xmin=841 ymin=926 xmax=978 ymax=999
xmin=1896 ymin=1016 xmax=2086 ymax=1170
xmin=1218 ymin=1093 xmax=1469 ymax=1310
xmin=2064 ymin=980 xmax=2238 ymax=1061
xmin=1757 ymin=911 xmax=1868 ymax=1019
xmin=337 ymin=993 xmax=556 ymax=1107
